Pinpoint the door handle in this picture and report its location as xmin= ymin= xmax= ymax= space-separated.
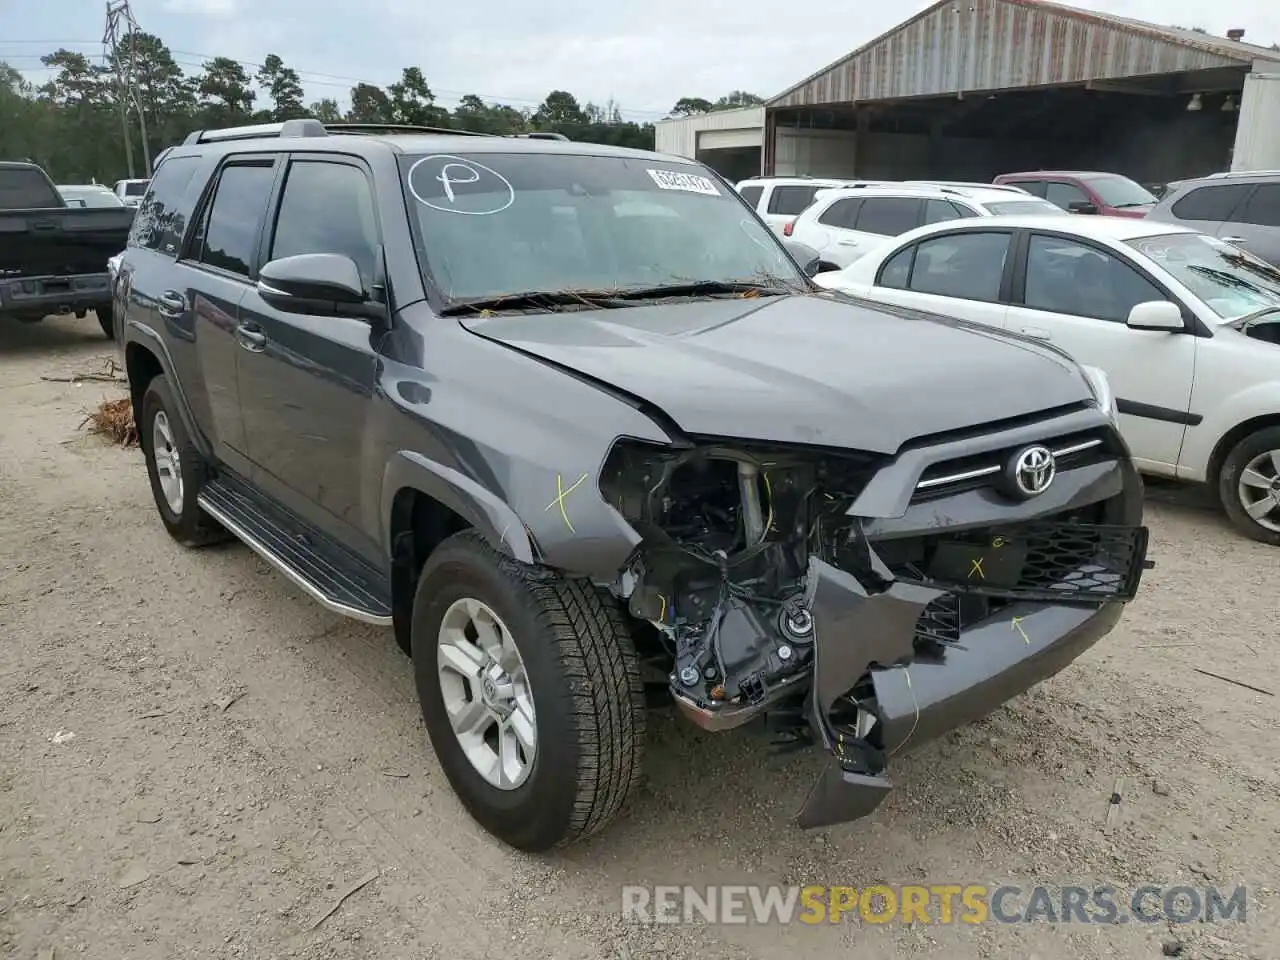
xmin=235 ymin=324 xmax=267 ymax=352
xmin=1020 ymin=326 xmax=1053 ymax=340
xmin=157 ymin=290 xmax=187 ymax=318
xmin=837 ymin=238 xmax=859 ymax=246
xmin=1222 ymin=236 xmax=1248 ymax=246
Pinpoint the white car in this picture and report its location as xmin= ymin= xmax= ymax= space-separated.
xmin=112 ymin=178 xmax=151 ymax=208
xmin=787 ymin=183 xmax=1064 ymax=269
xmin=734 ymin=176 xmax=884 ymax=236
xmin=814 ymin=214 xmax=1280 ymax=544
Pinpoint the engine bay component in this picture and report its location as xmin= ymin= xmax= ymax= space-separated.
xmin=600 ymin=439 xmax=878 ymax=731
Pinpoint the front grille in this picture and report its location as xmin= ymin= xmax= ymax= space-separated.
xmin=914 ymin=593 xmax=961 ymax=651
xmin=882 ymin=518 xmax=1149 ymax=604
xmin=912 ymin=429 xmax=1114 ymax=502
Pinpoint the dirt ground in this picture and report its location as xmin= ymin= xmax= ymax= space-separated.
xmin=1 ymin=316 xmax=1277 ymax=960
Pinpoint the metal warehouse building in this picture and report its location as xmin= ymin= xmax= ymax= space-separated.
xmin=657 ymin=0 xmax=1280 ymax=183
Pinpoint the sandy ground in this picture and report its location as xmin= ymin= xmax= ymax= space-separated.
xmin=1 ymin=315 xmax=1277 ymax=960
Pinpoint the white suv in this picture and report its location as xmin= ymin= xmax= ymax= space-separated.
xmin=734 ymin=176 xmax=883 ymax=236
xmin=787 ymin=182 xmax=1063 ymax=269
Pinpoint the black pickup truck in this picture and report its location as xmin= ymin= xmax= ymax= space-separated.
xmin=0 ymin=160 xmax=134 ymax=338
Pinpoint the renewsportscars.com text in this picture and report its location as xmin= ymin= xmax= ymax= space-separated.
xmin=621 ymin=884 xmax=1248 ymax=926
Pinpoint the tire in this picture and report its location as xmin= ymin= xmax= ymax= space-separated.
xmin=95 ymin=301 xmax=114 ymax=339
xmin=1217 ymin=426 xmax=1280 ymax=546
xmin=411 ymin=530 xmax=646 ymax=852
xmin=140 ymin=375 xmax=226 ymax=547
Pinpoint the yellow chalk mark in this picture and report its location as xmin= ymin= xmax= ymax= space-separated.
xmin=1011 ymin=616 xmax=1030 ymax=645
xmin=991 ymin=536 xmax=1006 ymax=548
xmin=544 ymin=471 xmax=589 ymax=534
xmin=968 ymin=557 xmax=985 ymax=580
xmin=657 ymin=593 xmax=667 ymax=623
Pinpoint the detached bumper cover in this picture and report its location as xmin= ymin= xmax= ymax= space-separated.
xmin=796 ymin=548 xmax=1136 ymax=830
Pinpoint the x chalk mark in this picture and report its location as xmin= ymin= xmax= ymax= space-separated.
xmin=545 ymin=472 xmax=589 ymax=534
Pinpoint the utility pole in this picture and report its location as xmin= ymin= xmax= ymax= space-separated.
xmin=103 ymin=0 xmax=152 ymax=177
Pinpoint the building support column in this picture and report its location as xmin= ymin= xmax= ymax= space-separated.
xmin=1232 ymin=65 xmax=1280 ymax=171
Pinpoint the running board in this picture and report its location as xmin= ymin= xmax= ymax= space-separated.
xmin=197 ymin=476 xmax=393 ymax=626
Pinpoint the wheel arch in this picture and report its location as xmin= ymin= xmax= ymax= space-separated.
xmin=123 ymin=321 xmax=210 ymax=458
xmin=1207 ymin=413 xmax=1280 ymax=484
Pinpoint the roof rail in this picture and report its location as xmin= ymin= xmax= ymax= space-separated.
xmin=1204 ymin=169 xmax=1280 ymax=179
xmin=181 ymin=119 xmax=573 ymax=146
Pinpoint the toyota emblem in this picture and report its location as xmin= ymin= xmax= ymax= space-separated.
xmin=1011 ymin=445 xmax=1056 ymax=497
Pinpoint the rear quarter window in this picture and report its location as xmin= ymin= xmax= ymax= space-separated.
xmin=127 ymin=156 xmax=203 ymax=256
xmin=737 ymin=184 xmax=764 ymax=209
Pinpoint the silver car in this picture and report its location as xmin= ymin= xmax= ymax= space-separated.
xmin=1147 ymin=170 xmax=1280 ymax=266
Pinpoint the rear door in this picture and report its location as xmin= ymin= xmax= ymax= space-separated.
xmin=1005 ymin=231 xmax=1196 ymax=471
xmin=794 ymin=196 xmax=863 ymax=265
xmin=234 ymin=154 xmax=384 ymax=559
xmin=1220 ymin=182 xmax=1280 ymax=266
xmin=844 ymin=196 xmax=926 ymax=259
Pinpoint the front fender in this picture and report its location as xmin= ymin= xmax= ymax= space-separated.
xmin=1179 ymin=382 xmax=1280 ymax=482
xmin=381 ymin=450 xmax=537 ymax=564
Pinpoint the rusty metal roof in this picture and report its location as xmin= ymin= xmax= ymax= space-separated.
xmin=768 ymin=0 xmax=1279 ymax=109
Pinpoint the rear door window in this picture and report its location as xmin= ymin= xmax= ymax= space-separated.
xmin=924 ymin=199 xmax=966 ymax=224
xmin=767 ymin=184 xmax=820 ymax=215
xmin=855 ymin=197 xmax=923 ymax=236
xmin=907 ymin=231 xmax=1011 ymax=301
xmin=1170 ymin=183 xmax=1252 ymax=222
xmin=190 ymin=161 xmax=277 ymax=278
xmin=1232 ymin=183 xmax=1280 ymax=228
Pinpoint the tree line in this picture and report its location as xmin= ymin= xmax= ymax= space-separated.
xmin=0 ymin=33 xmax=715 ymax=183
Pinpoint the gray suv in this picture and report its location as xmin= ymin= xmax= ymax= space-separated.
xmin=113 ymin=119 xmax=1149 ymax=852
xmin=1147 ymin=171 xmax=1280 ymax=266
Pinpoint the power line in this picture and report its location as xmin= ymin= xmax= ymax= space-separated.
xmin=103 ymin=1 xmax=151 ymax=177
xmin=0 ymin=38 xmax=672 ymax=117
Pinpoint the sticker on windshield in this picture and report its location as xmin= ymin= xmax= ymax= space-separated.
xmin=646 ymin=168 xmax=720 ymax=196
xmin=406 ymin=155 xmax=515 ymax=215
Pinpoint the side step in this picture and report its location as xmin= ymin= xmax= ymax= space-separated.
xmin=197 ymin=475 xmax=393 ymax=626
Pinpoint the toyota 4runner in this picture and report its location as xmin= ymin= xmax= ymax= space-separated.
xmin=114 ymin=120 xmax=1150 ymax=852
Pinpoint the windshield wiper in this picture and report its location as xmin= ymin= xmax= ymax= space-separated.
xmin=1187 ymin=263 xmax=1260 ymax=291
xmin=608 ymin=279 xmax=796 ymax=300
xmin=440 ymin=289 xmax=631 ymax=316
xmin=1233 ymin=305 xmax=1280 ymax=325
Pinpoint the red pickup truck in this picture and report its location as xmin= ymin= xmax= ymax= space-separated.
xmin=992 ymin=171 xmax=1157 ymax=218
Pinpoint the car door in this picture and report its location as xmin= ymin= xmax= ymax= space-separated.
xmin=1220 ymin=182 xmax=1280 ymax=266
xmin=796 ymin=197 xmax=864 ymax=266
xmin=867 ymin=227 xmax=1013 ymax=329
xmin=1005 ymin=232 xmax=1196 ymax=471
xmin=234 ymin=154 xmax=384 ymax=560
xmin=168 ymin=155 xmax=279 ymax=478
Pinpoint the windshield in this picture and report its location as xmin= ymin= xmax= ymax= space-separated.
xmin=1084 ymin=175 xmax=1156 ymax=208
xmin=1129 ymin=232 xmax=1280 ymax=319
xmin=398 ymin=152 xmax=804 ymax=303
xmin=984 ymin=199 xmax=1067 ymax=216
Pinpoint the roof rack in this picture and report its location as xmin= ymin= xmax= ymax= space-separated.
xmin=182 ymin=119 xmax=571 ymax=146
xmin=904 ymin=180 xmax=1028 ymax=194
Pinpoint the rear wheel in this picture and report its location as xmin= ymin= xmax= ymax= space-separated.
xmin=411 ymin=530 xmax=646 ymax=851
xmin=1217 ymin=426 xmax=1280 ymax=546
xmin=140 ymin=375 xmax=226 ymax=546
xmin=95 ymin=302 xmax=114 ymax=339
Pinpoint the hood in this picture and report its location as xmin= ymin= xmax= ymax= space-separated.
xmin=1106 ymin=205 xmax=1152 ymax=218
xmin=460 ymin=294 xmax=1089 ymax=453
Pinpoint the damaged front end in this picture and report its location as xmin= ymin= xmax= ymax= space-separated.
xmin=599 ymin=429 xmax=1150 ymax=831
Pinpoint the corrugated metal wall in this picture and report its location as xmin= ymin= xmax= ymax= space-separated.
xmin=1233 ymin=71 xmax=1280 ymax=171
xmin=770 ymin=0 xmax=1248 ymax=109
xmin=654 ymin=107 xmax=765 ymax=159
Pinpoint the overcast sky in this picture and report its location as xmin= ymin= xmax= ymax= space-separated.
xmin=2 ymin=0 xmax=1278 ymax=121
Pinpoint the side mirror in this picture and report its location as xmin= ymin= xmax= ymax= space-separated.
xmin=258 ymin=253 xmax=373 ymax=316
xmin=1068 ymin=200 xmax=1099 ymax=215
xmin=782 ymin=238 xmax=823 ymax=278
xmin=1127 ymin=300 xmax=1184 ymax=332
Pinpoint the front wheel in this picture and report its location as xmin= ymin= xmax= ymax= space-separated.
xmin=411 ymin=530 xmax=647 ymax=852
xmin=1217 ymin=426 xmax=1280 ymax=546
